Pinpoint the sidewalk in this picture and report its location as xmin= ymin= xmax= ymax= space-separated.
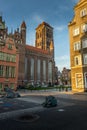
xmin=17 ymin=89 xmax=87 ymax=101
xmin=18 ymin=89 xmax=73 ymax=96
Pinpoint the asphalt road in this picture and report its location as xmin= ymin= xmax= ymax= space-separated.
xmin=0 ymin=93 xmax=87 ymax=130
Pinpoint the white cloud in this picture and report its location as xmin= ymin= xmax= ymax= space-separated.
xmin=55 ymin=55 xmax=69 ymax=61
xmin=54 ymin=25 xmax=66 ymax=32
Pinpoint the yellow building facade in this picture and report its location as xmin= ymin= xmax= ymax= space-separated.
xmin=68 ymin=0 xmax=87 ymax=92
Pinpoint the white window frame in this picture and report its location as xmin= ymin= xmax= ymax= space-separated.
xmin=75 ymin=73 xmax=83 ymax=88
xmin=74 ymin=55 xmax=81 ymax=66
xmin=74 ymin=41 xmax=81 ymax=51
xmin=73 ymin=28 xmax=79 ymax=36
xmin=80 ymin=8 xmax=87 ymax=17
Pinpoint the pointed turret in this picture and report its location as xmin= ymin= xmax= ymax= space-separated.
xmin=20 ymin=21 xmax=26 ymax=44
xmin=21 ymin=21 xmax=26 ymax=29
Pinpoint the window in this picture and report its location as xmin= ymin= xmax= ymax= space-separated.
xmin=76 ymin=57 xmax=79 ymax=65
xmin=6 ymin=66 xmax=9 ymax=78
xmin=0 ymin=65 xmax=4 ymax=76
xmin=0 ymin=52 xmax=4 ymax=60
xmin=76 ymin=73 xmax=83 ymax=88
xmin=0 ymin=52 xmax=16 ymax=62
xmin=74 ymin=55 xmax=81 ymax=66
xmin=11 ymin=55 xmax=16 ymax=62
xmin=0 ymin=83 xmax=2 ymax=91
xmin=81 ymin=24 xmax=87 ymax=33
xmin=8 ymin=44 xmax=12 ymax=49
xmin=82 ymin=38 xmax=87 ymax=48
xmin=74 ymin=41 xmax=81 ymax=51
xmin=73 ymin=28 xmax=79 ymax=36
xmin=83 ymin=54 xmax=87 ymax=64
xmin=80 ymin=8 xmax=87 ymax=17
xmin=11 ymin=67 xmax=15 ymax=78
xmin=0 ymin=35 xmax=2 ymax=38
xmin=6 ymin=66 xmax=13 ymax=78
xmin=6 ymin=54 xmax=10 ymax=61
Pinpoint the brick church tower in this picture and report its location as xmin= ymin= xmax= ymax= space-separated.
xmin=35 ymin=22 xmax=54 ymax=59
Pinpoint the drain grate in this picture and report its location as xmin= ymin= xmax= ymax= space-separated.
xmin=15 ymin=114 xmax=40 ymax=122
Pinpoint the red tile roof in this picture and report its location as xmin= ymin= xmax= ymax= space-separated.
xmin=26 ymin=45 xmax=49 ymax=54
xmin=36 ymin=21 xmax=53 ymax=30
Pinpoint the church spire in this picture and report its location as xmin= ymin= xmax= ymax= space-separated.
xmin=21 ymin=21 xmax=26 ymax=29
xmin=20 ymin=21 xmax=26 ymax=44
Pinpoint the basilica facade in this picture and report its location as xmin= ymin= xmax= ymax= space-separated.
xmin=0 ymin=16 xmax=55 ymax=89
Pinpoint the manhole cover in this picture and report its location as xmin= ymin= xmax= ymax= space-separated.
xmin=15 ymin=114 xmax=39 ymax=122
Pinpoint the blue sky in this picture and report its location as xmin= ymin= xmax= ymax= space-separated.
xmin=0 ymin=0 xmax=79 ymax=71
